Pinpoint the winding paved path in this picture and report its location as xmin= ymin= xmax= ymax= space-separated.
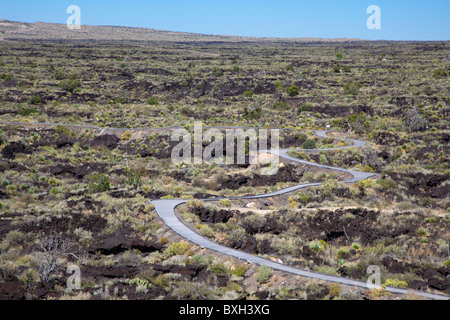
xmin=150 ymin=130 xmax=448 ymax=300
xmin=1 ymin=121 xmax=447 ymax=300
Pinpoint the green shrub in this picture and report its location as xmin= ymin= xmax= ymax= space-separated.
xmin=336 ymin=247 xmax=350 ymax=259
xmin=315 ymin=266 xmax=339 ymax=276
xmin=376 ymin=179 xmax=397 ymax=190
xmin=242 ymin=213 xmax=266 ymax=234
xmin=210 ymin=262 xmax=227 ymax=275
xmin=19 ymin=107 xmax=39 ymax=116
xmin=367 ymin=285 xmax=392 ymax=299
xmin=362 ymin=165 xmax=375 ymax=173
xmin=256 ymin=265 xmax=273 ymax=283
xmin=212 ymin=66 xmax=224 ymax=76
xmin=29 ymin=96 xmax=42 ymax=105
xmin=49 ymin=187 xmax=63 ymax=194
xmin=164 ymin=241 xmax=191 ymax=257
xmin=173 ymin=282 xmax=214 ymax=299
xmin=298 ymin=195 xmax=310 ymax=204
xmin=54 ymin=69 xmax=67 ymax=80
xmin=328 ymin=283 xmax=342 ymax=297
xmin=273 ymin=101 xmax=290 ymax=110
xmin=384 ymin=279 xmax=408 ymax=288
xmin=309 ymin=241 xmax=323 ymax=252
xmin=115 ymin=97 xmax=127 ymax=104
xmin=343 ymin=82 xmax=361 ymax=95
xmin=243 ymin=90 xmax=255 ymax=98
xmin=130 ymin=277 xmax=150 ymax=288
xmin=0 ymin=73 xmax=12 ymax=81
xmin=293 ymin=132 xmax=308 ymax=141
xmin=416 ymin=227 xmax=429 ymax=238
xmin=88 ymin=173 xmax=110 ymax=193
xmin=5 ymin=230 xmax=25 ymax=244
xmin=146 ymin=97 xmax=159 ymax=105
xmin=424 ymin=217 xmax=437 ymax=224
xmin=333 ymin=64 xmax=341 ymax=73
xmin=187 ymin=254 xmax=208 ymax=266
xmin=56 ymin=125 xmax=71 ymax=136
xmin=187 ymin=199 xmax=205 ymax=211
xmin=286 ymin=85 xmax=299 ymax=97
xmin=335 ymin=52 xmax=343 ymax=59
xmin=220 ymin=199 xmax=232 ymax=207
xmin=229 ymin=264 xmax=249 ymax=277
xmin=19 ymin=268 xmax=40 ymax=284
xmin=125 ymin=167 xmax=142 ymax=188
xmin=275 ymin=80 xmax=283 ymax=89
xmin=433 ymin=69 xmax=448 ymax=79
xmin=297 ymin=104 xmax=311 ymax=113
xmin=242 ymin=106 xmax=262 ymax=120
xmin=199 ymin=225 xmax=215 ymax=238
xmin=0 ymin=132 xmax=5 ymax=146
xmin=121 ymin=130 xmax=133 ymax=141
xmin=58 ymin=77 xmax=81 ymax=92
xmin=321 ymin=137 xmax=334 ymax=145
xmin=302 ymin=139 xmax=317 ymax=149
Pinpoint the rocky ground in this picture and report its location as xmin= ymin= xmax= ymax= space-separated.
xmin=0 ymin=37 xmax=448 ymax=300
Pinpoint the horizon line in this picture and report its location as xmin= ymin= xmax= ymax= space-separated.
xmin=1 ymin=18 xmax=449 ymax=42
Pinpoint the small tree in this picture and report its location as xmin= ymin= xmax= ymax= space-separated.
xmin=38 ymin=233 xmax=77 ymax=282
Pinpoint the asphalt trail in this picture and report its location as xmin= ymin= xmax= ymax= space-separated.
xmin=1 ymin=121 xmax=447 ymax=300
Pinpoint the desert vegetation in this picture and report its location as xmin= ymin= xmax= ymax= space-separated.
xmin=0 ymin=22 xmax=448 ymax=300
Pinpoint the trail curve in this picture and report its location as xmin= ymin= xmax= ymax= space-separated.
xmin=0 ymin=121 xmax=447 ymax=300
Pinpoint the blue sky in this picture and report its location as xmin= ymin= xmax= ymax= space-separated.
xmin=1 ymin=0 xmax=449 ymax=40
